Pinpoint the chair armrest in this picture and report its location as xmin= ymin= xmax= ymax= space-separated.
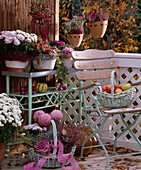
xmin=77 ymin=82 xmax=101 ymax=90
xmin=131 ymin=81 xmax=141 ymax=86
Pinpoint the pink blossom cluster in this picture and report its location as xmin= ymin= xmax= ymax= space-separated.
xmin=0 ymin=30 xmax=37 ymax=45
xmin=0 ymin=30 xmax=38 ymax=57
xmin=29 ymin=1 xmax=55 ymax=27
xmin=53 ymin=40 xmax=65 ymax=46
xmin=33 ymin=109 xmax=63 ymax=127
xmin=34 ymin=39 xmax=59 ymax=59
xmin=86 ymin=11 xmax=109 ymax=22
xmin=23 ymin=123 xmax=47 ymax=132
xmin=61 ymin=47 xmax=74 ymax=56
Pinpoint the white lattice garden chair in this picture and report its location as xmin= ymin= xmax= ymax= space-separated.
xmin=71 ymin=49 xmax=141 ymax=169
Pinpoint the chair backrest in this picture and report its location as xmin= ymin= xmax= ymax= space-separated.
xmin=72 ymin=49 xmax=116 ymax=81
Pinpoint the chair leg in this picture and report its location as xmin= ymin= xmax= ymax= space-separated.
xmin=80 ymin=127 xmax=110 ymax=169
xmin=113 ymin=113 xmax=141 ymax=153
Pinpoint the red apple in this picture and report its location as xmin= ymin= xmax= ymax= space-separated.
xmin=115 ymin=88 xmax=122 ymax=93
xmin=106 ymin=84 xmax=112 ymax=93
xmin=103 ymin=90 xmax=108 ymax=93
xmin=102 ymin=86 xmax=107 ymax=91
xmin=114 ymin=84 xmax=121 ymax=89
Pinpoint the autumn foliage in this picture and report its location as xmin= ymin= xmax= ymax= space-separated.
xmin=59 ymin=0 xmax=140 ymax=53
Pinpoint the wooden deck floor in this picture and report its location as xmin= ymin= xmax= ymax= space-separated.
xmin=0 ymin=147 xmax=141 ymax=170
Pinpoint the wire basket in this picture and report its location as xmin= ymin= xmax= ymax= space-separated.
xmin=28 ymin=120 xmax=76 ymax=168
xmin=96 ymin=70 xmax=136 ymax=108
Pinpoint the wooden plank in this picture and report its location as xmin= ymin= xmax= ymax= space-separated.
xmin=74 ymin=59 xmax=117 ymax=70
xmin=76 ymin=70 xmax=114 ymax=80
xmin=72 ymin=49 xmax=115 ymax=60
xmin=116 ymin=58 xmax=141 ymax=68
xmin=115 ymin=53 xmax=141 ymax=59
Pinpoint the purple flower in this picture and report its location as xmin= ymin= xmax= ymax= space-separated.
xmin=88 ymin=12 xmax=97 ymax=21
xmin=61 ymin=47 xmax=74 ymax=56
xmin=53 ymin=40 xmax=65 ymax=46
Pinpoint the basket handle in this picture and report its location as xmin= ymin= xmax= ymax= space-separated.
xmin=111 ymin=70 xmax=118 ymax=96
xmin=51 ymin=120 xmax=57 ymax=157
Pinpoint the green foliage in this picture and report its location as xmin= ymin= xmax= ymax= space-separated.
xmin=0 ymin=123 xmax=17 ymax=145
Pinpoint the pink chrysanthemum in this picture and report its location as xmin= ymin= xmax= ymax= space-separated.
xmin=38 ymin=113 xmax=51 ymax=127
xmin=33 ymin=110 xmax=45 ymax=123
xmin=50 ymin=110 xmax=63 ymax=122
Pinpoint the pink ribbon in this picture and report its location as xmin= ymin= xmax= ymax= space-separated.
xmin=24 ymin=140 xmax=80 ymax=170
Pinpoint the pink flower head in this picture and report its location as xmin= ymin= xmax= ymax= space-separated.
xmin=53 ymin=40 xmax=65 ymax=46
xmin=33 ymin=110 xmax=45 ymax=122
xmin=50 ymin=110 xmax=63 ymax=122
xmin=13 ymin=37 xmax=20 ymax=45
xmin=17 ymin=34 xmax=25 ymax=41
xmin=88 ymin=12 xmax=97 ymax=21
xmin=26 ymin=38 xmax=32 ymax=43
xmin=38 ymin=113 xmax=51 ymax=127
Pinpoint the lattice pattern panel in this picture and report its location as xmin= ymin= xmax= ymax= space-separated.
xmin=62 ymin=68 xmax=141 ymax=151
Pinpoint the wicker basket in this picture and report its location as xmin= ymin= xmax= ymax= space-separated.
xmin=28 ymin=120 xmax=76 ymax=168
xmin=96 ymin=70 xmax=136 ymax=108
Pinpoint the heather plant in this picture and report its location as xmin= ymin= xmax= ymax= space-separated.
xmin=57 ymin=121 xmax=85 ymax=153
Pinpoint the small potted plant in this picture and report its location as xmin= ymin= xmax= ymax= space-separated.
xmin=63 ymin=16 xmax=84 ymax=47
xmin=0 ymin=30 xmax=37 ymax=72
xmin=60 ymin=47 xmax=74 ymax=68
xmin=32 ymin=38 xmax=59 ymax=71
xmin=85 ymin=11 xmax=109 ymax=38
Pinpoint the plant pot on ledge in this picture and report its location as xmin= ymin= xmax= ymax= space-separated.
xmin=87 ymin=20 xmax=108 ymax=38
xmin=4 ymin=53 xmax=31 ymax=72
xmin=33 ymin=54 xmax=57 ymax=72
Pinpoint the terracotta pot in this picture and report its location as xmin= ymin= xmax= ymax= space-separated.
xmin=75 ymin=126 xmax=98 ymax=156
xmin=33 ymin=58 xmax=57 ymax=72
xmin=0 ymin=143 xmax=6 ymax=165
xmin=67 ymin=34 xmax=83 ymax=47
xmin=87 ymin=20 xmax=108 ymax=38
xmin=5 ymin=60 xmax=29 ymax=72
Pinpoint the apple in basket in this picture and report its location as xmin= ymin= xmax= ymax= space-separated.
xmin=121 ymin=83 xmax=132 ymax=91
xmin=114 ymin=88 xmax=122 ymax=93
xmin=106 ymin=84 xmax=112 ymax=93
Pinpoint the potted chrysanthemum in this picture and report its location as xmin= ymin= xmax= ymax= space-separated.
xmin=63 ymin=16 xmax=84 ymax=47
xmin=0 ymin=30 xmax=38 ymax=72
xmin=60 ymin=47 xmax=74 ymax=68
xmin=0 ymin=93 xmax=23 ymax=164
xmin=85 ymin=11 xmax=109 ymax=38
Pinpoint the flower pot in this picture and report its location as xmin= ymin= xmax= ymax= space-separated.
xmin=5 ymin=60 xmax=29 ymax=72
xmin=0 ymin=143 xmax=6 ymax=165
xmin=87 ymin=20 xmax=108 ymax=38
xmin=67 ymin=34 xmax=83 ymax=47
xmin=33 ymin=58 xmax=57 ymax=72
xmin=60 ymin=54 xmax=73 ymax=69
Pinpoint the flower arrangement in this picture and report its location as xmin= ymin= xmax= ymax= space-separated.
xmin=20 ymin=110 xmax=81 ymax=169
xmin=85 ymin=11 xmax=109 ymax=22
xmin=0 ymin=93 xmax=23 ymax=145
xmin=63 ymin=16 xmax=84 ymax=34
xmin=20 ymin=110 xmax=63 ymax=147
xmin=29 ymin=0 xmax=55 ymax=27
xmin=33 ymin=38 xmax=59 ymax=68
xmin=0 ymin=30 xmax=37 ymax=62
xmin=60 ymin=47 xmax=74 ymax=57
